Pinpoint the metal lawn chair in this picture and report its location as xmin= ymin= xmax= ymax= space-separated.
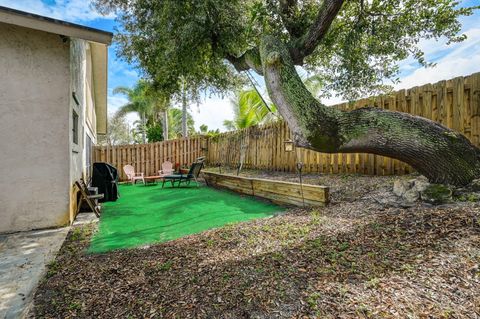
xmin=161 ymin=162 xmax=204 ymax=188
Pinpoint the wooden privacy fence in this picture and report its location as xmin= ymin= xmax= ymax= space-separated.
xmin=207 ymin=72 xmax=480 ymax=175
xmin=206 ymin=121 xmax=400 ymax=175
xmin=94 ymin=72 xmax=480 ymax=178
xmin=93 ymin=136 xmax=206 ymax=181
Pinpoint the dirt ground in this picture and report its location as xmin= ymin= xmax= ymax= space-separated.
xmin=213 ymin=167 xmax=414 ymax=203
xmin=32 ymin=171 xmax=480 ymax=318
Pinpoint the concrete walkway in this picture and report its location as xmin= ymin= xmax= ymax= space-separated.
xmin=0 ymin=227 xmax=69 ymax=319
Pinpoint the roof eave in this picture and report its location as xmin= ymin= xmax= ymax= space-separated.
xmin=91 ymin=43 xmax=108 ymax=135
xmin=0 ymin=6 xmax=113 ymax=44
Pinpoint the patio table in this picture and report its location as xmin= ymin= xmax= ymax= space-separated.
xmin=143 ymin=175 xmax=163 ymax=185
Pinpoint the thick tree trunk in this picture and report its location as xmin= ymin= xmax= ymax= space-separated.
xmin=259 ymin=36 xmax=480 ymax=185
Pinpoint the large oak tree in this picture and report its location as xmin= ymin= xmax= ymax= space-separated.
xmin=95 ymin=0 xmax=480 ymax=185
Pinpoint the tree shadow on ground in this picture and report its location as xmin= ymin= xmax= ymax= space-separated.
xmin=34 ymin=204 xmax=479 ymax=318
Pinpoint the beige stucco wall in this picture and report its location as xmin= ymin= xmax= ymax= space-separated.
xmin=70 ymin=38 xmax=97 ymax=180
xmin=69 ymin=38 xmax=86 ymax=185
xmin=69 ymin=38 xmax=98 ymax=223
xmin=0 ymin=23 xmax=71 ymax=232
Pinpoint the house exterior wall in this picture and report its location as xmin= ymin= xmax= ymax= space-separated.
xmin=70 ymin=38 xmax=86 ymax=187
xmin=70 ymin=39 xmax=97 ymax=180
xmin=69 ymin=39 xmax=98 ymax=223
xmin=0 ymin=23 xmax=71 ymax=232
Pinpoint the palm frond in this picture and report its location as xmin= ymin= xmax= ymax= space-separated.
xmin=114 ymin=103 xmax=137 ymax=118
xmin=112 ymin=86 xmax=132 ymax=96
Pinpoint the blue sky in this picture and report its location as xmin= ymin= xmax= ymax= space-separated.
xmin=1 ymin=0 xmax=480 ymax=131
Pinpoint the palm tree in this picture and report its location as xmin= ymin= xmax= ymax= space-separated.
xmin=222 ymin=120 xmax=237 ymax=131
xmin=168 ymin=107 xmax=195 ymax=139
xmin=197 ymin=124 xmax=220 ymax=137
xmin=113 ymin=81 xmax=151 ymax=143
xmin=130 ymin=120 xmax=145 ymax=144
xmin=113 ymin=80 xmax=170 ymax=143
xmin=223 ymin=88 xmax=278 ymax=130
xmin=199 ymin=124 xmax=208 ymax=134
xmin=148 ymin=93 xmax=170 ymax=141
xmin=162 ymin=108 xmax=169 ymax=141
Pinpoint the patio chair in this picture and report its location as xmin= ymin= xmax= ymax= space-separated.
xmin=162 ymin=161 xmax=204 ymax=188
xmin=123 ymin=164 xmax=144 ymax=184
xmin=75 ymin=179 xmax=103 ymax=217
xmin=158 ymin=160 xmax=174 ymax=177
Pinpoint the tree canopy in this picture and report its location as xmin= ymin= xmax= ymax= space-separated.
xmin=95 ymin=0 xmax=477 ymax=100
xmin=95 ymin=0 xmax=480 ymax=185
xmin=113 ymin=79 xmax=169 ymax=143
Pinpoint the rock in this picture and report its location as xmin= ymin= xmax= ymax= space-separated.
xmin=455 ymin=192 xmax=480 ymax=202
xmin=435 ymin=203 xmax=461 ymax=210
xmin=420 ymin=184 xmax=452 ymax=205
xmin=403 ymin=188 xmax=420 ymax=203
xmin=469 ymin=179 xmax=480 ymax=192
xmin=399 ymin=201 xmax=416 ymax=208
xmin=453 ymin=187 xmax=468 ymax=197
xmin=393 ymin=180 xmax=413 ymax=197
xmin=420 ymin=202 xmax=433 ymax=208
xmin=413 ymin=179 xmax=430 ymax=193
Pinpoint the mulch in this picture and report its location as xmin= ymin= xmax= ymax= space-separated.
xmin=32 ymin=172 xmax=480 ymax=318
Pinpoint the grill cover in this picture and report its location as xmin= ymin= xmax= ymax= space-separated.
xmin=91 ymin=162 xmax=119 ymax=202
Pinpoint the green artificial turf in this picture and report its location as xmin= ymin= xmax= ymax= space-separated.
xmin=88 ymin=182 xmax=284 ymax=253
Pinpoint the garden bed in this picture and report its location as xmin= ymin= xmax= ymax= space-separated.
xmin=203 ymin=171 xmax=329 ymax=207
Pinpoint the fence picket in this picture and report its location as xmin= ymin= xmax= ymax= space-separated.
xmin=95 ymin=72 xmax=480 ymax=179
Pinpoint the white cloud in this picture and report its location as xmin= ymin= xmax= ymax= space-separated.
xmin=107 ymin=94 xmax=138 ymax=124
xmin=108 ymin=94 xmax=234 ymax=132
xmin=108 ymin=53 xmax=131 ymax=76
xmin=395 ymin=28 xmax=480 ymax=89
xmin=108 ymin=94 xmax=127 ymax=112
xmin=321 ymin=95 xmax=345 ymax=106
xmin=123 ymin=69 xmax=139 ymax=78
xmin=191 ymin=96 xmax=235 ymax=132
xmin=321 ymin=25 xmax=480 ymax=105
xmin=0 ymin=0 xmax=114 ymax=22
xmin=9 ymin=0 xmax=478 ymax=130
xmin=188 ymin=24 xmax=480 ymax=125
xmin=152 ymin=24 xmax=480 ymax=118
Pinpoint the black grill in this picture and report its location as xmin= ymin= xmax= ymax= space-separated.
xmin=91 ymin=162 xmax=119 ymax=202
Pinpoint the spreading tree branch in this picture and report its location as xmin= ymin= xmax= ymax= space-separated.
xmin=289 ymin=0 xmax=345 ymax=64
xmin=226 ymin=48 xmax=263 ymax=75
xmin=278 ymin=0 xmax=304 ymax=38
xmin=227 ymin=1 xmax=344 ymax=74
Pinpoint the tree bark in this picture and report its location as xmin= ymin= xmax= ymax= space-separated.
xmin=289 ymin=0 xmax=345 ymax=64
xmin=259 ymin=36 xmax=480 ymax=186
